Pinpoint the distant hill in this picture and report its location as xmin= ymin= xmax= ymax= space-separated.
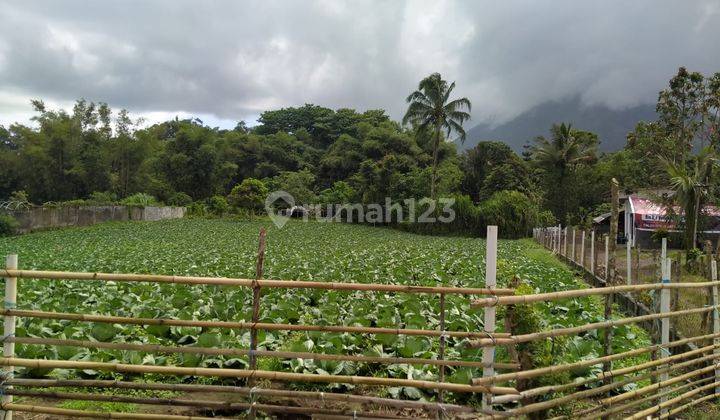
xmin=458 ymin=97 xmax=657 ymax=153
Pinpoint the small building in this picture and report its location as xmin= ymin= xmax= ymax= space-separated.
xmin=624 ymin=195 xmax=720 ymax=248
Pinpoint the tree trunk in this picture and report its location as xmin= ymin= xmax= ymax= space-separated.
xmin=430 ymin=125 xmax=441 ymax=201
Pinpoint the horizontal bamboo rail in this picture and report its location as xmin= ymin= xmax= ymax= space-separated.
xmin=629 ymin=380 xmax=720 ymax=419
xmin=0 ymin=357 xmax=519 ymax=395
xmin=0 ymin=269 xmax=514 ymax=295
xmin=602 ymin=362 xmax=719 ymax=406
xmin=578 ymin=377 xmax=714 ymax=420
xmin=661 ymin=393 xmax=716 ymax=419
xmin=471 ymin=281 xmax=720 ymax=307
xmin=2 ymin=309 xmax=510 ymax=340
xmin=8 ymin=336 xmax=518 ymax=370
xmin=507 ymin=351 xmax=720 ymax=416
xmin=0 ymin=403 xmax=220 ymax=419
xmin=4 ymin=389 xmax=402 ymax=419
xmin=492 ymin=341 xmax=720 ymax=404
xmin=7 ymin=379 xmax=474 ymax=413
xmin=469 ymin=306 xmax=717 ymax=351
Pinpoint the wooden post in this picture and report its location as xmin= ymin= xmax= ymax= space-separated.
xmin=608 ymin=178 xmax=619 ymax=284
xmin=712 ymin=260 xmax=720 ymax=396
xmin=2 ymin=254 xmax=18 ymax=420
xmin=438 ymin=292 xmax=446 ymax=408
xmin=604 ymin=235 xmax=610 ymax=282
xmin=248 ymin=229 xmax=266 ymax=419
xmin=557 ymin=224 xmax=561 ymax=254
xmin=482 ymin=226 xmax=498 ymax=410
xmin=590 ymin=230 xmax=596 ymax=275
xmin=572 ymin=228 xmax=576 ymax=262
xmin=580 ymin=231 xmax=586 ymax=269
xmin=626 ymin=239 xmax=632 ymax=285
xmin=563 ymin=227 xmax=568 ymax=257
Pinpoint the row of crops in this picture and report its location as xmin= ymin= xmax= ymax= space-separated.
xmin=0 ymin=218 xmax=649 ymax=405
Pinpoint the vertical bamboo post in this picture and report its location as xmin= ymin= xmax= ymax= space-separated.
xmin=580 ymin=230 xmax=585 ymax=269
xmin=556 ymin=224 xmax=561 ymax=254
xmin=626 ymin=239 xmax=632 ymax=285
xmin=482 ymin=225 xmax=498 ymax=411
xmin=604 ymin=234 xmax=610 ymax=282
xmin=438 ymin=292 xmax=446 ymax=409
xmin=572 ymin=228 xmax=576 ymax=262
xmin=634 ymin=246 xmax=641 ymax=284
xmin=563 ymin=227 xmax=568 ymax=257
xmin=2 ymin=254 xmax=18 ymax=420
xmin=712 ymin=260 xmax=719 ymax=396
xmin=590 ymin=230 xmax=595 ymax=275
xmin=248 ymin=229 xmax=266 ymax=419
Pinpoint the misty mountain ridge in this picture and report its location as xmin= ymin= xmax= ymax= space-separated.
xmin=458 ymin=97 xmax=657 ymax=153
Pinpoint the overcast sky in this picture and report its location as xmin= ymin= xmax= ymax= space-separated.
xmin=1 ymin=0 xmax=719 ymax=129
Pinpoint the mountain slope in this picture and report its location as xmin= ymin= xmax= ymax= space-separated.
xmin=459 ymin=97 xmax=656 ymax=153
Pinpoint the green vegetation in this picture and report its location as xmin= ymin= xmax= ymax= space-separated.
xmin=0 ymin=219 xmax=647 ymax=404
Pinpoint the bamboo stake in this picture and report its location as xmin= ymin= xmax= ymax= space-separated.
xmin=626 ymin=238 xmax=632 ymax=285
xmin=714 ymin=259 xmax=720 ymax=396
xmin=608 ymin=178 xmax=619 ymax=283
xmin=482 ymin=225 xmax=498 ymax=410
xmin=571 ymin=228 xmax=576 ymax=262
xmin=6 ymin=379 xmax=474 ymax=413
xmin=0 ymin=403 xmax=220 ymax=420
xmin=563 ymin=227 xmax=568 ymax=257
xmin=580 ymin=230 xmax=586 ymax=268
xmin=438 ymin=292 xmax=446 ymax=409
xmin=0 ymin=357 xmax=519 ymax=395
xmin=0 ymin=269 xmax=514 ymax=296
xmin=4 ymin=335 xmax=517 ymax=369
xmin=471 ymin=281 xmax=720 ymax=307
xmin=604 ymin=234 xmax=609 ymax=281
xmin=473 ymin=329 xmax=720 ymax=385
xmin=248 ymin=228 xmax=266 ymax=420
xmin=659 ymin=248 xmax=671 ymax=416
xmin=590 ymin=230 xmax=595 ymax=274
xmin=3 ymin=389 xmax=402 ymax=419
xmin=2 ymin=254 xmax=17 ymax=420
xmin=468 ymin=306 xmax=716 ymax=350
xmin=1 ymin=308 xmax=509 ymax=340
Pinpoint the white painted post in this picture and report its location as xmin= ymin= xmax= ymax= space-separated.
xmin=712 ymin=259 xmax=719 ymax=396
xmin=572 ymin=229 xmax=576 ymax=262
xmin=590 ymin=230 xmax=595 ymax=275
xmin=482 ymin=225 xmax=498 ymax=410
xmin=580 ymin=231 xmax=586 ymax=269
xmin=2 ymin=254 xmax=17 ymax=420
xmin=660 ymin=256 xmax=670 ymax=415
xmin=626 ymin=239 xmax=632 ymax=285
xmin=604 ymin=234 xmax=610 ymax=282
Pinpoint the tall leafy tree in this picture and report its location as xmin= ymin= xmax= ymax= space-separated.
xmin=529 ymin=123 xmax=598 ymax=223
xmin=402 ymin=73 xmax=471 ymax=200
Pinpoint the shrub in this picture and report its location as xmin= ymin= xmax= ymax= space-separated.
xmin=186 ymin=202 xmax=208 ymax=217
xmin=88 ymin=191 xmax=118 ymax=205
xmin=228 ymin=178 xmax=268 ymax=212
xmin=0 ymin=214 xmax=18 ymax=236
xmin=207 ymin=196 xmax=229 ymax=216
xmin=120 ymin=193 xmax=159 ymax=207
xmin=168 ymin=192 xmax=193 ymax=207
xmin=478 ymin=190 xmax=540 ymax=239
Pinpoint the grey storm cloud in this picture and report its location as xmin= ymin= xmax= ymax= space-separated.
xmin=0 ymin=0 xmax=719 ymax=126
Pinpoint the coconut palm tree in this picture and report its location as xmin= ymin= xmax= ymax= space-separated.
xmin=665 ymin=146 xmax=717 ymax=251
xmin=529 ymin=123 xmax=598 ymax=222
xmin=403 ymin=73 xmax=471 ymax=200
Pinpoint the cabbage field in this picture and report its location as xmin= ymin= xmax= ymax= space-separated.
xmin=0 ymin=218 xmax=648 ymax=404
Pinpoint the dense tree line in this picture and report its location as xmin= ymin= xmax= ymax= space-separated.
xmin=1 ymin=68 xmax=718 ymax=242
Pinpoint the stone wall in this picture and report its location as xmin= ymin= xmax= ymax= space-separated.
xmin=3 ymin=206 xmax=185 ymax=233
